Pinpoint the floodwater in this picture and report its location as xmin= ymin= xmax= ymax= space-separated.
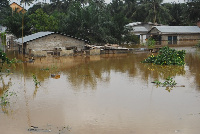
xmin=1 ymin=47 xmax=200 ymax=134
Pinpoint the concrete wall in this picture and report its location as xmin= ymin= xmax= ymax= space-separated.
xmin=90 ymin=49 xmax=101 ymax=55
xmin=60 ymin=50 xmax=74 ymax=56
xmin=31 ymin=50 xmax=47 ymax=57
xmin=140 ymin=35 xmax=147 ymax=44
xmin=26 ymin=34 xmax=85 ymax=57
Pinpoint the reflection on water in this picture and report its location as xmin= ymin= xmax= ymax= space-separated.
xmin=1 ymin=48 xmax=200 ymax=134
xmin=185 ymin=50 xmax=200 ymax=90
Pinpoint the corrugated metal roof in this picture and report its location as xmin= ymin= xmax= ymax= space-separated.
xmin=15 ymin=31 xmax=54 ymax=44
xmin=153 ymin=26 xmax=200 ymax=34
xmin=133 ymin=27 xmax=148 ymax=32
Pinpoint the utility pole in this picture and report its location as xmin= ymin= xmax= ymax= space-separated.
xmin=22 ymin=0 xmax=25 ymax=55
xmin=22 ymin=11 xmax=24 ymax=54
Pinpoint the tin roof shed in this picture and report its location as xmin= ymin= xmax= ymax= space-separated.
xmin=15 ymin=32 xmax=54 ymax=44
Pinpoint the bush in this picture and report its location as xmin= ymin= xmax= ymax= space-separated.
xmin=0 ymin=49 xmax=11 ymax=64
xmin=142 ymin=46 xmax=186 ymax=65
xmin=146 ymin=37 xmax=156 ymax=48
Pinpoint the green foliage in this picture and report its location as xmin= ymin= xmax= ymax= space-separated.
xmin=0 ymin=49 xmax=11 ymax=65
xmin=146 ymin=37 xmax=156 ymax=48
xmin=153 ymin=77 xmax=177 ymax=87
xmin=153 ymin=77 xmax=177 ymax=92
xmin=0 ymin=49 xmax=17 ymax=72
xmin=0 ymin=0 xmax=10 ymax=24
xmin=162 ymin=77 xmax=177 ymax=87
xmin=29 ymin=8 xmax=58 ymax=33
xmin=0 ymin=32 xmax=6 ymax=46
xmin=122 ymin=34 xmax=139 ymax=45
xmin=1 ymin=0 xmax=199 ymax=43
xmin=187 ymin=1 xmax=200 ymax=24
xmin=0 ymin=90 xmax=16 ymax=105
xmin=32 ymin=74 xmax=40 ymax=87
xmin=142 ymin=46 xmax=186 ymax=65
xmin=2 ymin=10 xmax=32 ymax=38
xmin=41 ymin=67 xmax=50 ymax=71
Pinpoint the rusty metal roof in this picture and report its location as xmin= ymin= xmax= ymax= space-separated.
xmin=153 ymin=26 xmax=200 ymax=34
xmin=14 ymin=32 xmax=54 ymax=44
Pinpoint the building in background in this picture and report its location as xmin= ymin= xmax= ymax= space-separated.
xmin=148 ymin=26 xmax=200 ymax=46
xmin=10 ymin=2 xmax=26 ymax=13
xmin=126 ymin=22 xmax=163 ymax=44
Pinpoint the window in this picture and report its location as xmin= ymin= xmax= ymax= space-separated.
xmin=168 ymin=36 xmax=177 ymax=44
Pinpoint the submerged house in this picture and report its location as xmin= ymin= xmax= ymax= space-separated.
xmin=14 ymin=32 xmax=88 ymax=57
xmin=148 ymin=26 xmax=200 ymax=46
xmin=126 ymin=22 xmax=162 ymax=44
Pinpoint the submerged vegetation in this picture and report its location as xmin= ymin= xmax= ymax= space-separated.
xmin=0 ymin=90 xmax=16 ymax=105
xmin=0 ymin=49 xmax=11 ymax=65
xmin=142 ymin=46 xmax=186 ymax=65
xmin=146 ymin=37 xmax=156 ymax=48
xmin=152 ymin=76 xmax=178 ymax=92
xmin=0 ymin=76 xmax=16 ymax=106
xmin=153 ymin=77 xmax=177 ymax=87
xmin=32 ymin=74 xmax=40 ymax=87
xmin=0 ymin=49 xmax=17 ymax=72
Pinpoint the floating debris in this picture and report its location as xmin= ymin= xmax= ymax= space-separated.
xmin=28 ymin=125 xmax=71 ymax=133
xmin=51 ymin=74 xmax=60 ymax=79
xmin=28 ymin=126 xmax=51 ymax=132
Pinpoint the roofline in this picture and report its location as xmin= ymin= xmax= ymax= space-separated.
xmin=10 ymin=2 xmax=27 ymax=11
xmin=15 ymin=32 xmax=89 ymax=44
xmin=148 ymin=27 xmax=200 ymax=35
xmin=158 ymin=33 xmax=200 ymax=35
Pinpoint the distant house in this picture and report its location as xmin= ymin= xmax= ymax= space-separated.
xmin=148 ymin=26 xmax=200 ymax=46
xmin=126 ymin=22 xmax=162 ymax=44
xmin=10 ymin=2 xmax=26 ymax=14
xmin=14 ymin=32 xmax=88 ymax=57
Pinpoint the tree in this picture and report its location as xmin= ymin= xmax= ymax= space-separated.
xmin=135 ymin=0 xmax=171 ymax=24
xmin=123 ymin=0 xmax=138 ymax=20
xmin=2 ymin=10 xmax=31 ymax=38
xmin=0 ymin=0 xmax=10 ymax=24
xmin=108 ymin=0 xmax=130 ymax=44
xmin=0 ymin=0 xmax=9 ymax=9
xmin=20 ymin=0 xmax=35 ymax=6
xmin=49 ymin=0 xmax=72 ymax=12
xmin=29 ymin=8 xmax=58 ymax=33
xmin=186 ymin=1 xmax=200 ymax=24
xmin=163 ymin=3 xmax=188 ymax=26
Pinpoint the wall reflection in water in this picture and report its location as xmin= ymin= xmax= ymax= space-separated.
xmin=2 ymin=49 xmax=200 ymax=91
xmin=2 ymin=52 xmax=197 ymax=88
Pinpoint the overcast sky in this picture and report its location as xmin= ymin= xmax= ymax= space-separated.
xmin=9 ymin=0 xmax=186 ymax=9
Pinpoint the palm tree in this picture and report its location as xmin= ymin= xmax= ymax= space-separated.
xmin=20 ymin=0 xmax=35 ymax=6
xmin=138 ymin=0 xmax=171 ymax=24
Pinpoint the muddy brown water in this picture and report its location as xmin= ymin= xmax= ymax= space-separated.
xmin=1 ymin=47 xmax=200 ymax=134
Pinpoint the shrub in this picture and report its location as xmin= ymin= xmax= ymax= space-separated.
xmin=0 ymin=49 xmax=11 ymax=64
xmin=142 ymin=46 xmax=186 ymax=65
xmin=146 ymin=37 xmax=156 ymax=48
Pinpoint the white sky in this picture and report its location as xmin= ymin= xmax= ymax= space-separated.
xmin=9 ymin=0 xmax=186 ymax=9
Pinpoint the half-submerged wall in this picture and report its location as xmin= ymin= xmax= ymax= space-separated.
xmin=26 ymin=34 xmax=85 ymax=57
xmin=159 ymin=34 xmax=200 ymax=46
